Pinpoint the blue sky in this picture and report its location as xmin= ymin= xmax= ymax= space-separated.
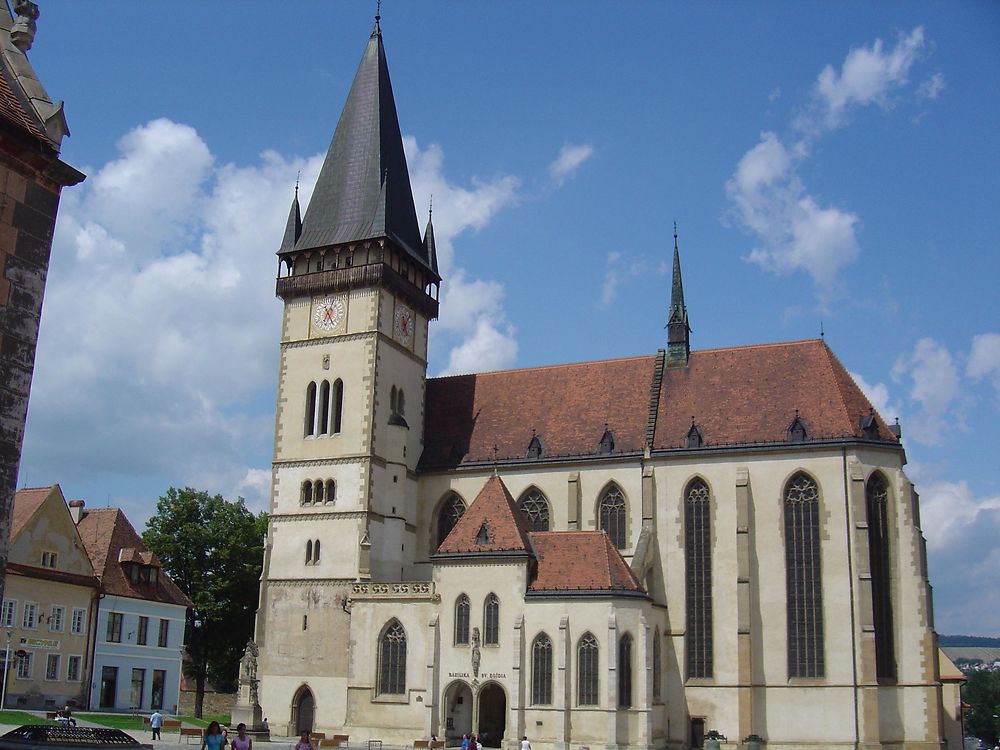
xmin=15 ymin=3 xmax=1000 ymax=634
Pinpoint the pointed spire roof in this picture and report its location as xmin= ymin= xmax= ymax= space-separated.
xmin=668 ymin=223 xmax=686 ymax=324
xmin=423 ymin=201 xmax=438 ymax=274
xmin=294 ymin=22 xmax=425 ymax=264
xmin=435 ymin=475 xmax=533 ymax=555
xmin=279 ymin=184 xmax=302 ymax=253
xmin=666 ymin=222 xmax=691 ymax=366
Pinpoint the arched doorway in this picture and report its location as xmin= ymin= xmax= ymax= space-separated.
xmin=292 ymin=686 xmax=315 ymax=734
xmin=476 ymin=682 xmax=506 ymax=748
xmin=443 ymin=681 xmax=473 ymax=742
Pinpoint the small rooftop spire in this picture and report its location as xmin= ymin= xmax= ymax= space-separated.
xmin=279 ymin=184 xmax=303 ymax=254
xmin=374 ymin=0 xmax=382 ymax=34
xmin=665 ymin=222 xmax=691 ymax=367
xmin=423 ymin=196 xmax=438 ymax=275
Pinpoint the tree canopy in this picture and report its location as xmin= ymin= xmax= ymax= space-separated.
xmin=142 ymin=487 xmax=267 ymax=714
xmin=964 ymin=670 xmax=1000 ymax=744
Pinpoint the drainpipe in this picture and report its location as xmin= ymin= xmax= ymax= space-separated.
xmin=842 ymin=447 xmax=860 ymax=749
xmin=86 ymin=590 xmax=105 ymax=710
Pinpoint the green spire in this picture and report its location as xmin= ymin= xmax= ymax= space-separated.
xmin=666 ymin=222 xmax=691 ymax=367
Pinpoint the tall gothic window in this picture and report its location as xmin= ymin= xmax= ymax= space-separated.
xmin=332 ymin=379 xmax=344 ymax=433
xmin=618 ymin=633 xmax=633 ymax=708
xmin=436 ymin=493 xmax=466 ymax=547
xmin=652 ymin=628 xmax=662 ymax=701
xmin=867 ymin=472 xmax=896 ymax=681
xmin=599 ymin=484 xmax=627 ymax=549
xmin=531 ymin=633 xmax=553 ymax=705
xmin=785 ymin=472 xmax=824 ymax=678
xmin=454 ymin=595 xmax=470 ymax=645
xmin=484 ymin=593 xmax=500 ymax=645
xmin=685 ymin=478 xmax=713 ymax=679
xmin=518 ymin=488 xmax=550 ymax=532
xmin=377 ymin=619 xmax=407 ymax=695
xmin=304 ymin=382 xmax=317 ymax=436
xmin=577 ymin=632 xmax=599 ymax=706
xmin=313 ymin=539 xmax=321 ymax=563
xmin=318 ymin=380 xmax=331 ymax=434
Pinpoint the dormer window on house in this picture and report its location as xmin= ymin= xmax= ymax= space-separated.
xmin=526 ymin=431 xmax=543 ymax=460
xmin=124 ymin=562 xmax=159 ymax=585
xmin=787 ymin=412 xmax=808 ymax=443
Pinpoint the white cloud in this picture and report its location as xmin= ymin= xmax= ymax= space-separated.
xmin=804 ymin=27 xmax=927 ymax=133
xmin=891 ymin=337 xmax=962 ymax=445
xmin=548 ymin=143 xmax=595 ymax=186
xmin=727 ymin=132 xmax=859 ymax=288
xmin=599 ymin=250 xmax=645 ymax=308
xmin=442 ymin=317 xmax=519 ymax=376
xmin=848 ymin=370 xmax=899 ymax=424
xmin=968 ymin=332 xmax=1000 ymax=405
xmin=919 ymin=477 xmax=1000 ymax=551
xmin=916 ymin=71 xmax=946 ymax=101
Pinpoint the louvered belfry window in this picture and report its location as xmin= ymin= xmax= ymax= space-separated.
xmin=377 ymin=619 xmax=407 ymax=695
xmin=599 ymin=485 xmax=627 ymax=549
xmin=685 ymin=479 xmax=713 ymax=679
xmin=866 ymin=473 xmax=896 ymax=681
xmin=785 ymin=473 xmax=824 ymax=678
xmin=531 ymin=633 xmax=553 ymax=705
xmin=519 ymin=489 xmax=550 ymax=532
xmin=454 ymin=595 xmax=470 ymax=645
xmin=577 ymin=632 xmax=599 ymax=705
xmin=437 ymin=493 xmax=465 ymax=546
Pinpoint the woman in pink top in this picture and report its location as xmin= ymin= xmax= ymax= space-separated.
xmin=294 ymin=732 xmax=313 ymax=750
xmin=231 ymin=724 xmax=252 ymax=750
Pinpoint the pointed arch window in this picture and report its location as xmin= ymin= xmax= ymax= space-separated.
xmin=866 ymin=472 xmax=896 ymax=681
xmin=305 ymin=540 xmax=313 ymax=565
xmin=304 ymin=382 xmax=317 ymax=436
xmin=377 ymin=619 xmax=407 ymax=695
xmin=397 ymin=389 xmax=405 ymax=416
xmin=301 ymin=481 xmax=313 ymax=506
xmin=313 ymin=539 xmax=321 ymax=563
xmin=518 ymin=488 xmax=550 ymax=532
xmin=313 ymin=479 xmax=324 ymax=504
xmin=332 ymin=379 xmax=344 ymax=434
xmin=599 ymin=484 xmax=627 ymax=549
xmin=484 ymin=593 xmax=499 ymax=645
xmin=685 ymin=478 xmax=713 ymax=679
xmin=318 ymin=381 xmax=331 ymax=434
xmin=618 ymin=633 xmax=633 ymax=708
xmin=436 ymin=493 xmax=466 ymax=547
xmin=577 ymin=632 xmax=599 ymax=706
xmin=785 ymin=472 xmax=824 ymax=678
xmin=454 ymin=595 xmax=470 ymax=645
xmin=325 ymin=479 xmax=336 ymax=504
xmin=531 ymin=633 xmax=553 ymax=705
xmin=653 ymin=627 xmax=662 ymax=700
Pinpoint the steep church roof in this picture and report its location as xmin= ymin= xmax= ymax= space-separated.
xmin=294 ymin=22 xmax=425 ymax=265
xmin=436 ymin=475 xmax=533 ymax=555
xmin=421 ymin=339 xmax=896 ymax=468
xmin=528 ymin=532 xmax=644 ymax=595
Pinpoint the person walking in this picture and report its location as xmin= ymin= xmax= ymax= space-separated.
xmin=520 ymin=737 xmax=530 ymax=750
xmin=230 ymin=724 xmax=252 ymax=750
xmin=201 ymin=722 xmax=226 ymax=750
xmin=460 ymin=735 xmax=469 ymax=750
xmin=149 ymin=710 xmax=163 ymax=741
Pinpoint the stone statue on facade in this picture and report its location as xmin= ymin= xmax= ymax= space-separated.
xmin=230 ymin=640 xmax=267 ymax=736
xmin=471 ymin=627 xmax=481 ymax=680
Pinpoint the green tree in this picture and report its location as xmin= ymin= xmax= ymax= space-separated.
xmin=142 ymin=487 xmax=267 ymax=717
xmin=964 ymin=670 xmax=1000 ymax=744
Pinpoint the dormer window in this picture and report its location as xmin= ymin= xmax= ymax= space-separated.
xmin=787 ymin=412 xmax=808 ymax=443
xmin=40 ymin=551 xmax=58 ymax=568
xmin=475 ymin=522 xmax=491 ymax=546
xmin=860 ymin=410 xmax=879 ymax=440
xmin=685 ymin=421 xmax=704 ymax=449
xmin=598 ymin=426 xmax=615 ymax=454
xmin=526 ymin=432 xmax=543 ymax=460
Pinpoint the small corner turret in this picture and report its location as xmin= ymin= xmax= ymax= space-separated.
xmin=665 ymin=222 xmax=691 ymax=367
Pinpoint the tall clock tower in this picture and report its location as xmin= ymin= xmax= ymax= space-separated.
xmin=255 ymin=18 xmax=439 ymax=731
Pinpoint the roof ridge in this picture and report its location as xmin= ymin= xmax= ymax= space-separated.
xmin=692 ymin=338 xmax=824 ymax=355
xmin=816 ymin=341 xmax=857 ymax=435
xmin=430 ymin=354 xmax=656 ymax=381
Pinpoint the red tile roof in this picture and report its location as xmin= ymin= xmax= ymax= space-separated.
xmin=436 ymin=475 xmax=533 ymax=555
xmin=528 ymin=531 xmax=644 ymax=594
xmin=422 ymin=355 xmax=656 ymax=467
xmin=76 ymin=508 xmax=192 ymax=608
xmin=652 ymin=339 xmax=894 ymax=448
xmin=422 ymin=339 xmax=895 ymax=467
xmin=11 ymin=486 xmax=59 ymax=539
xmin=0 ymin=56 xmax=52 ymax=148
xmin=6 ymin=561 xmax=100 ymax=589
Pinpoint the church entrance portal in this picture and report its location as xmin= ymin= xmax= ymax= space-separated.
xmin=443 ymin=681 xmax=473 ymax=742
xmin=476 ymin=683 xmax=506 ymax=748
xmin=293 ymin=686 xmax=315 ymax=734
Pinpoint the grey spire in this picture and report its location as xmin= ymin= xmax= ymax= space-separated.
xmin=423 ymin=200 xmax=438 ymax=275
xmin=279 ymin=184 xmax=302 ymax=253
xmin=666 ymin=222 xmax=691 ymax=367
xmin=293 ymin=22 xmax=425 ymax=265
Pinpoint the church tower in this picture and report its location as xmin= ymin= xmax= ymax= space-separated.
xmin=255 ymin=17 xmax=439 ymax=733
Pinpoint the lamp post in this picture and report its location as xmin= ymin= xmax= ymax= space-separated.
xmin=1 ymin=631 xmax=10 ymax=709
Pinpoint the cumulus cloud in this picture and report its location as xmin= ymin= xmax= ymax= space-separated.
xmin=848 ymin=370 xmax=899 ymax=424
xmin=727 ymin=27 xmax=933 ymax=295
xmin=599 ymin=250 xmax=646 ymax=308
xmin=916 ymin=71 xmax=946 ymax=101
xmin=890 ymin=337 xmax=963 ymax=446
xmin=548 ymin=143 xmax=595 ymax=186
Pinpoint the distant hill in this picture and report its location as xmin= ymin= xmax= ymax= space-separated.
xmin=940 ymin=635 xmax=1000 ymax=647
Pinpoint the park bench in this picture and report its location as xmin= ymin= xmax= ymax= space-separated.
xmin=334 ymin=735 xmax=350 ymax=747
xmin=143 ymin=718 xmax=182 ymax=730
xmin=180 ymin=728 xmax=203 ymax=744
xmin=430 ymin=742 xmax=444 ymax=749
xmin=413 ymin=742 xmax=429 ymax=749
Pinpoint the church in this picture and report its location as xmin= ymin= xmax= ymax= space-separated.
xmin=253 ymin=17 xmax=952 ymax=750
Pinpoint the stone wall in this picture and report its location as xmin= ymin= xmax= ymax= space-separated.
xmin=178 ymin=690 xmax=237 ymax=719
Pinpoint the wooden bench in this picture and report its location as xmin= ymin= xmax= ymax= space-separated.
xmin=318 ymin=741 xmax=342 ymax=749
xmin=430 ymin=743 xmax=445 ymax=749
xmin=413 ymin=742 xmax=429 ymax=750
xmin=179 ymin=728 xmax=203 ymax=744
xmin=143 ymin=718 xmax=182 ymax=730
xmin=334 ymin=735 xmax=350 ymax=747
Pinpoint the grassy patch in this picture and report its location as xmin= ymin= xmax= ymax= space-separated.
xmin=0 ymin=710 xmax=58 ymax=726
xmin=83 ymin=714 xmax=148 ymax=732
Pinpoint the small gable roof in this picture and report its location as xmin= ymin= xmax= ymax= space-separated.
xmin=528 ymin=531 xmax=644 ymax=595
xmin=76 ymin=508 xmax=192 ymax=608
xmin=435 ymin=475 xmax=532 ymax=555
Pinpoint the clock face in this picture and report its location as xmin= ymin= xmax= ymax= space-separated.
xmin=313 ymin=297 xmax=346 ymax=332
xmin=394 ymin=304 xmax=414 ymax=345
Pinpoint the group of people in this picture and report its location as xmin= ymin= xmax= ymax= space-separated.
xmin=199 ymin=721 xmax=253 ymax=750
xmin=459 ymin=733 xmax=530 ymax=750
